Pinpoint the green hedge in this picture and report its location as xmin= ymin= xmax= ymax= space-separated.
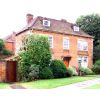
xmin=39 ymin=67 xmax=54 ymax=79
xmin=50 ymin=60 xmax=67 ymax=78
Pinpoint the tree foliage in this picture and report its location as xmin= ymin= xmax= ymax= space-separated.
xmin=76 ymin=14 xmax=100 ymax=46
xmin=17 ymin=34 xmax=52 ymax=81
xmin=76 ymin=14 xmax=100 ymax=62
xmin=0 ymin=38 xmax=12 ymax=56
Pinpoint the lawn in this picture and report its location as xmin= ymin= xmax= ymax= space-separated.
xmin=0 ymin=83 xmax=10 ymax=89
xmin=86 ymin=83 xmax=100 ymax=89
xmin=19 ymin=75 xmax=100 ymax=89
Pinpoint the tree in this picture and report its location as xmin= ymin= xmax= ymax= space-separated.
xmin=17 ymin=34 xmax=52 ymax=81
xmin=0 ymin=38 xmax=12 ymax=57
xmin=0 ymin=39 xmax=4 ymax=52
xmin=76 ymin=14 xmax=100 ymax=46
xmin=76 ymin=14 xmax=100 ymax=62
xmin=93 ymin=44 xmax=100 ymax=62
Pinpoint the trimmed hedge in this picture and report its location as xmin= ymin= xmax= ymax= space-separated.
xmin=50 ymin=60 xmax=67 ymax=78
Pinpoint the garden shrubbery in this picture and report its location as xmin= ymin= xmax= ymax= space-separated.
xmin=66 ymin=66 xmax=78 ymax=77
xmin=17 ymin=34 xmax=52 ymax=81
xmin=79 ymin=67 xmax=93 ymax=76
xmin=39 ymin=67 xmax=54 ymax=79
xmin=50 ymin=60 xmax=67 ymax=78
xmin=92 ymin=60 xmax=100 ymax=74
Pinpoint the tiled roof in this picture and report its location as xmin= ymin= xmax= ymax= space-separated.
xmin=16 ymin=16 xmax=93 ymax=38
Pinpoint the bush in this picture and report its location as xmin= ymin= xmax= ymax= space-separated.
xmin=2 ymin=48 xmax=12 ymax=55
xmin=50 ymin=60 xmax=67 ymax=78
xmin=39 ymin=67 xmax=54 ymax=79
xmin=92 ymin=60 xmax=100 ymax=74
xmin=66 ymin=67 xmax=73 ymax=77
xmin=79 ymin=67 xmax=93 ymax=76
xmin=84 ymin=68 xmax=93 ymax=75
xmin=66 ymin=67 xmax=78 ymax=77
xmin=17 ymin=34 xmax=52 ymax=81
xmin=29 ymin=64 xmax=39 ymax=80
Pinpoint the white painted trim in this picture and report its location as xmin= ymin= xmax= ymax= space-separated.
xmin=63 ymin=37 xmax=70 ymax=50
xmin=48 ymin=35 xmax=53 ymax=48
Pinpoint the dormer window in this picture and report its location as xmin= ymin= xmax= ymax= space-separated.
xmin=43 ymin=20 xmax=50 ymax=27
xmin=73 ymin=26 xmax=79 ymax=32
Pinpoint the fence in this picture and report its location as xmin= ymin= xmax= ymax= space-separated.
xmin=0 ymin=61 xmax=17 ymax=82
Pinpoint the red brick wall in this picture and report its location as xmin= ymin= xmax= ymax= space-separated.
xmin=5 ymin=42 xmax=15 ymax=53
xmin=15 ymin=29 xmax=93 ymax=68
xmin=0 ymin=61 xmax=6 ymax=82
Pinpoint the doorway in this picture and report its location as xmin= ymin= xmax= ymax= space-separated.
xmin=63 ymin=56 xmax=71 ymax=67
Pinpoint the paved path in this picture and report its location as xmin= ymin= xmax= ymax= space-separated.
xmin=10 ymin=84 xmax=26 ymax=89
xmin=55 ymin=78 xmax=100 ymax=89
xmin=9 ymin=78 xmax=100 ymax=89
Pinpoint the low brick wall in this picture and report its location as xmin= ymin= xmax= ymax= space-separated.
xmin=0 ymin=61 xmax=6 ymax=82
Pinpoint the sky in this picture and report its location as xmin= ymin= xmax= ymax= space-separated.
xmin=0 ymin=0 xmax=100 ymax=38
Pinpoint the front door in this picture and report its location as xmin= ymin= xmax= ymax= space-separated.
xmin=63 ymin=57 xmax=71 ymax=68
xmin=64 ymin=60 xmax=69 ymax=67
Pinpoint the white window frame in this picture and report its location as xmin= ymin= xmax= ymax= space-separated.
xmin=63 ymin=37 xmax=70 ymax=50
xmin=78 ymin=56 xmax=88 ymax=68
xmin=73 ymin=26 xmax=79 ymax=32
xmin=48 ymin=35 xmax=53 ymax=48
xmin=78 ymin=39 xmax=88 ymax=51
xmin=43 ymin=20 xmax=50 ymax=27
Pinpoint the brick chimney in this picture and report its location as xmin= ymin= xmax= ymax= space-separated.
xmin=26 ymin=14 xmax=33 ymax=25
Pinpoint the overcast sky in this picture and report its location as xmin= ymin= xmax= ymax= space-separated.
xmin=0 ymin=0 xmax=100 ymax=38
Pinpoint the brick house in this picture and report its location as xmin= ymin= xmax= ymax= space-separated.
xmin=5 ymin=14 xmax=93 ymax=68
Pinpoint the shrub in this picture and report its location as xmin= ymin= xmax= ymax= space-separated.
xmin=84 ymin=68 xmax=93 ymax=75
xmin=79 ymin=67 xmax=93 ymax=76
xmin=2 ymin=48 xmax=12 ymax=55
xmin=66 ymin=67 xmax=73 ymax=77
xmin=95 ymin=60 xmax=100 ymax=66
xmin=92 ymin=60 xmax=100 ymax=74
xmin=39 ymin=67 xmax=54 ymax=79
xmin=50 ymin=60 xmax=67 ymax=78
xmin=17 ymin=34 xmax=52 ymax=81
xmin=29 ymin=64 xmax=39 ymax=80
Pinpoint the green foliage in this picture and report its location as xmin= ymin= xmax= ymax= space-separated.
xmin=94 ymin=60 xmax=100 ymax=66
xmin=93 ymin=42 xmax=100 ymax=62
xmin=70 ymin=66 xmax=78 ymax=76
xmin=79 ymin=67 xmax=93 ymax=76
xmin=76 ymin=14 xmax=100 ymax=62
xmin=29 ymin=64 xmax=39 ymax=80
xmin=0 ymin=38 xmax=12 ymax=57
xmin=17 ymin=34 xmax=52 ymax=81
xmin=92 ymin=60 xmax=100 ymax=74
xmin=2 ymin=48 xmax=12 ymax=55
xmin=39 ymin=67 xmax=54 ymax=79
xmin=76 ymin=14 xmax=100 ymax=46
xmin=50 ymin=60 xmax=67 ymax=78
xmin=66 ymin=67 xmax=73 ymax=77
xmin=0 ymin=39 xmax=4 ymax=52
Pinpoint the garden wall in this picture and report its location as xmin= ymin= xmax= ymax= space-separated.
xmin=0 ymin=61 xmax=17 ymax=82
xmin=0 ymin=61 xmax=6 ymax=82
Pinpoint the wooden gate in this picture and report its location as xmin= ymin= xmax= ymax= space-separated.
xmin=6 ymin=61 xmax=17 ymax=82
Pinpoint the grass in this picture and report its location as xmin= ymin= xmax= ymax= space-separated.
xmin=86 ymin=83 xmax=100 ymax=89
xmin=0 ymin=83 xmax=10 ymax=89
xmin=19 ymin=75 xmax=100 ymax=89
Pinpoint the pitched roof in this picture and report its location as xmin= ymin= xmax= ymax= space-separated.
xmin=16 ymin=16 xmax=92 ymax=38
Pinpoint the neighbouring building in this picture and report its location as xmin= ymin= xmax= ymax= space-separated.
xmin=5 ymin=14 xmax=93 ymax=69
